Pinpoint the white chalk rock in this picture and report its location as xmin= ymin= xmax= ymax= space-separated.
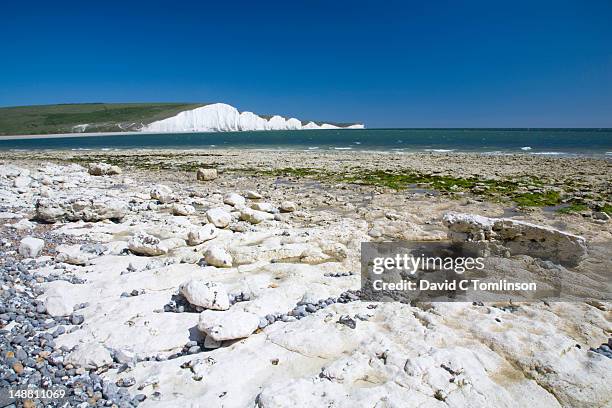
xmin=11 ymin=219 xmax=34 ymax=231
xmin=250 ymin=202 xmax=277 ymax=213
xmin=280 ymin=201 xmax=297 ymax=212
xmin=240 ymin=208 xmax=274 ymax=224
xmin=245 ymin=190 xmax=262 ymax=199
xmin=35 ymin=197 xmax=126 ymax=223
xmin=223 ymin=193 xmax=246 ymax=207
xmin=150 ymin=185 xmax=174 ymax=203
xmin=206 ymin=207 xmax=232 ymax=228
xmin=180 ymin=280 xmax=230 ymax=310
xmin=197 ymin=310 xmax=259 ymax=341
xmin=56 ymin=244 xmax=95 ymax=265
xmin=368 ymin=227 xmax=383 ymax=238
xmin=128 ymin=233 xmax=167 ymax=256
xmin=197 ymin=168 xmax=218 ymax=181
xmin=203 ymin=336 xmax=222 ymax=349
xmin=18 ymin=236 xmax=44 ymax=258
xmin=66 ymin=343 xmax=112 ymax=370
xmin=13 ymin=176 xmax=31 ymax=188
xmin=171 ymin=203 xmax=196 ymax=216
xmin=40 ymin=175 xmax=53 ymax=186
xmin=88 ymin=162 xmax=122 ymax=176
xmin=443 ymin=212 xmax=588 ymax=266
xmin=114 ymin=349 xmax=136 ymax=365
xmin=204 ymin=246 xmax=233 ymax=267
xmin=44 ymin=295 xmax=74 ymax=317
xmin=187 ymin=224 xmax=218 ymax=245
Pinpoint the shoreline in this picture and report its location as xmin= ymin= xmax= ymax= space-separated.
xmin=0 ymin=128 xmax=370 ymax=141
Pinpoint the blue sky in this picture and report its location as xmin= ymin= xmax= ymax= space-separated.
xmin=1 ymin=0 xmax=611 ymax=127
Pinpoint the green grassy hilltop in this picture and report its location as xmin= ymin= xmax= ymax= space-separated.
xmin=0 ymin=103 xmax=205 ymax=135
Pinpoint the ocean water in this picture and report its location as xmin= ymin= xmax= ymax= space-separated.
xmin=1 ymin=129 xmax=611 ymax=157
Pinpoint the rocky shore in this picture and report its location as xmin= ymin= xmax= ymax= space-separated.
xmin=0 ymin=150 xmax=610 ymax=407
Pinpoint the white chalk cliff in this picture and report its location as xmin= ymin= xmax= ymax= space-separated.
xmin=141 ymin=103 xmax=364 ymax=133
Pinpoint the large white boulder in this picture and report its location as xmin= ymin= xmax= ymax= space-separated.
xmin=18 ymin=236 xmax=44 ymax=258
xmin=187 ymin=224 xmax=218 ymax=245
xmin=206 ymin=208 xmax=232 ymax=228
xmin=204 ymin=246 xmax=233 ymax=267
xmin=442 ymin=212 xmax=588 ymax=266
xmin=180 ymin=280 xmax=230 ymax=310
xmin=197 ymin=310 xmax=259 ymax=341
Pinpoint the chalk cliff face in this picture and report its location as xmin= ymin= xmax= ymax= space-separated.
xmin=141 ymin=103 xmax=364 ymax=132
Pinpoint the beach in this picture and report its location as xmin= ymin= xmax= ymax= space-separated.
xmin=0 ymin=149 xmax=610 ymax=407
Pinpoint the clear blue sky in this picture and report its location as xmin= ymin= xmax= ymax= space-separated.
xmin=1 ymin=0 xmax=611 ymax=127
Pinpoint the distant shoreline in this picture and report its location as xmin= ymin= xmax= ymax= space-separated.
xmin=0 ymin=131 xmax=144 ymax=141
xmin=0 ymin=128 xmax=366 ymax=141
xmin=1 ymin=127 xmax=612 ymax=141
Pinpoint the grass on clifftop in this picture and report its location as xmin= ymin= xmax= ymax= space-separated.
xmin=0 ymin=103 xmax=204 ymax=135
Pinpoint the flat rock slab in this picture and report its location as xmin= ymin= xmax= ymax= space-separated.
xmin=443 ymin=212 xmax=587 ymax=266
xmin=35 ymin=196 xmax=127 ymax=223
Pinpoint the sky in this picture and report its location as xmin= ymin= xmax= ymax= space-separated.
xmin=1 ymin=0 xmax=611 ymax=127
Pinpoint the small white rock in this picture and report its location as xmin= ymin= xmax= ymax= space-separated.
xmin=198 ymin=310 xmax=259 ymax=341
xmin=240 ymin=208 xmax=274 ymax=224
xmin=204 ymin=246 xmax=233 ymax=267
xmin=203 ymin=336 xmax=222 ymax=349
xmin=187 ymin=224 xmax=218 ymax=246
xmin=18 ymin=236 xmax=44 ymax=258
xmin=180 ymin=280 xmax=230 ymax=310
xmin=128 ymin=233 xmax=167 ymax=256
xmin=13 ymin=176 xmax=31 ymax=189
xmin=206 ymin=208 xmax=232 ymax=228
xmin=66 ymin=343 xmax=112 ymax=370
xmin=171 ymin=203 xmax=196 ymax=216
xmin=197 ymin=168 xmax=218 ymax=181
xmin=368 ymin=227 xmax=383 ymax=238
xmin=245 ymin=191 xmax=262 ymax=199
xmin=45 ymin=295 xmax=74 ymax=317
xmin=223 ymin=193 xmax=246 ymax=207
xmin=280 ymin=201 xmax=297 ymax=212
xmin=88 ymin=162 xmax=122 ymax=176
xmin=150 ymin=185 xmax=174 ymax=203
xmin=114 ymin=348 xmax=136 ymax=365
xmin=250 ymin=202 xmax=277 ymax=213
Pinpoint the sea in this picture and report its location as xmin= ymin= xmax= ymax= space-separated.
xmin=1 ymin=129 xmax=611 ymax=157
